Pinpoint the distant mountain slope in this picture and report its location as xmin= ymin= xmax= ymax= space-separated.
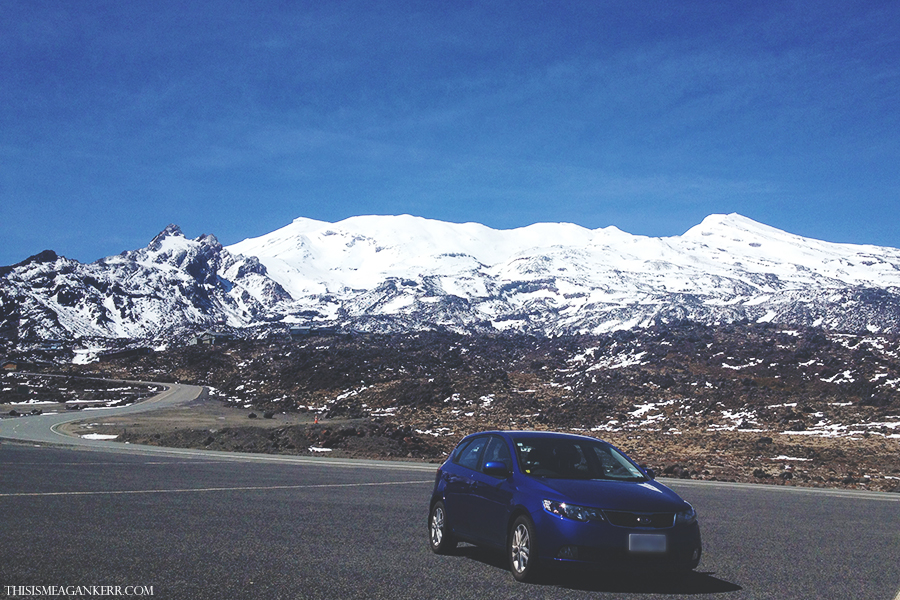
xmin=2 ymin=214 xmax=900 ymax=342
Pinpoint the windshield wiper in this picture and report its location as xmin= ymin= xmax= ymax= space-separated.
xmin=592 ymin=475 xmax=647 ymax=482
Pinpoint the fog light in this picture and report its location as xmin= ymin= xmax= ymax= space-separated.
xmin=557 ymin=545 xmax=579 ymax=559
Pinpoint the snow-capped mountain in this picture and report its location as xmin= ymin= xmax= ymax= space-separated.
xmin=227 ymin=213 xmax=900 ymax=335
xmin=2 ymin=213 xmax=900 ymax=342
xmin=0 ymin=225 xmax=291 ymax=341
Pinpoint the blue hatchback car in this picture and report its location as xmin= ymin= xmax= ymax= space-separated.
xmin=428 ymin=431 xmax=701 ymax=582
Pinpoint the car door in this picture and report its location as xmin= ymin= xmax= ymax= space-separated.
xmin=442 ymin=435 xmax=489 ymax=540
xmin=466 ymin=435 xmax=515 ymax=548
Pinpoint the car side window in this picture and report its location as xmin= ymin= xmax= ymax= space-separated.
xmin=482 ymin=436 xmax=512 ymax=474
xmin=454 ymin=436 xmax=489 ymax=471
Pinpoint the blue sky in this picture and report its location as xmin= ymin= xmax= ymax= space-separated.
xmin=1 ymin=1 xmax=898 ymax=265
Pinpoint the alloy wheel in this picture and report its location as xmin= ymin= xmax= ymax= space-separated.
xmin=430 ymin=505 xmax=445 ymax=547
xmin=511 ymin=523 xmax=530 ymax=574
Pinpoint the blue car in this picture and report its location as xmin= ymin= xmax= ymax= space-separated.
xmin=428 ymin=430 xmax=701 ymax=582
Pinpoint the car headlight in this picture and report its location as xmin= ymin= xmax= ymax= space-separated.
xmin=675 ymin=504 xmax=697 ymax=525
xmin=542 ymin=499 xmax=604 ymax=522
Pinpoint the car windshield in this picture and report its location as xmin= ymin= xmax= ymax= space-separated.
xmin=513 ymin=436 xmax=647 ymax=481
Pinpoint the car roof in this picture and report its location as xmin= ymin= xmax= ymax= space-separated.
xmin=462 ymin=430 xmax=606 ymax=442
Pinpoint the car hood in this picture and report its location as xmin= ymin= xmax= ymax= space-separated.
xmin=527 ymin=477 xmax=688 ymax=512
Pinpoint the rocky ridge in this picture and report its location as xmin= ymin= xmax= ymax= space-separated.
xmin=0 ymin=225 xmax=291 ymax=342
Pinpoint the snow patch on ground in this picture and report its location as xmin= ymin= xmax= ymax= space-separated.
xmin=80 ymin=433 xmax=119 ymax=440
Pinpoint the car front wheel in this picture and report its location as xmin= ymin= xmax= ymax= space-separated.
xmin=509 ymin=515 xmax=538 ymax=582
xmin=429 ymin=501 xmax=456 ymax=554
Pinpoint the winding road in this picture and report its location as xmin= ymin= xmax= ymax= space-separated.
xmin=0 ymin=381 xmax=203 ymax=448
xmin=1 ymin=383 xmax=899 ymax=599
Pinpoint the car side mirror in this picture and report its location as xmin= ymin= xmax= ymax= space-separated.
xmin=483 ymin=461 xmax=510 ymax=478
xmin=645 ymin=467 xmax=656 ymax=480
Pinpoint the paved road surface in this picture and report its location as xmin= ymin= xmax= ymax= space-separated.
xmin=2 ymin=442 xmax=899 ymax=600
xmin=1 ymin=383 xmax=899 ymax=599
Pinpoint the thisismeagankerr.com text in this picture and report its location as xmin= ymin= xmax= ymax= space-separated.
xmin=5 ymin=586 xmax=154 ymax=597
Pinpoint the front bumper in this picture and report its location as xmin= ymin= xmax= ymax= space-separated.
xmin=532 ymin=510 xmax=702 ymax=570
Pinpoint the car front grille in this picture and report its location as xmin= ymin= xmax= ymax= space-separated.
xmin=602 ymin=510 xmax=675 ymax=529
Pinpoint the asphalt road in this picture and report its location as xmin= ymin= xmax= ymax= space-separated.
xmin=1 ymin=442 xmax=898 ymax=600
xmin=1 ymin=384 xmax=899 ymax=599
xmin=0 ymin=381 xmax=203 ymax=447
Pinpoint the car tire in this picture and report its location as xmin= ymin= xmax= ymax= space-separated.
xmin=680 ymin=544 xmax=702 ymax=573
xmin=429 ymin=501 xmax=456 ymax=554
xmin=508 ymin=515 xmax=538 ymax=582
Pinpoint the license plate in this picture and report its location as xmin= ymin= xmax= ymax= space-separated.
xmin=629 ymin=534 xmax=667 ymax=553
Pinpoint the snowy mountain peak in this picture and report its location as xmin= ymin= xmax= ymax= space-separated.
xmin=149 ymin=224 xmax=185 ymax=247
xmin=0 ymin=224 xmax=293 ymax=342
xmin=685 ymin=212 xmax=766 ymax=236
xmin=197 ymin=233 xmax=220 ymax=247
xmin=683 ymin=213 xmax=813 ymax=246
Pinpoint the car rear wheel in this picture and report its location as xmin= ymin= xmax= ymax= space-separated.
xmin=429 ymin=501 xmax=456 ymax=554
xmin=509 ymin=515 xmax=538 ymax=582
